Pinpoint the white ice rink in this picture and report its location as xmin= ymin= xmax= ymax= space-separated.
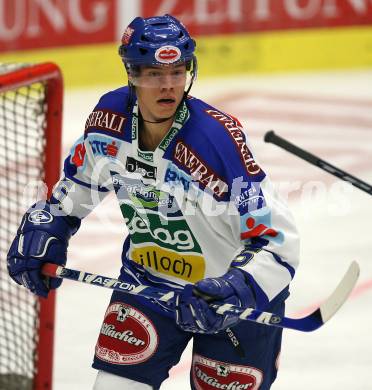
xmin=54 ymin=69 xmax=372 ymax=390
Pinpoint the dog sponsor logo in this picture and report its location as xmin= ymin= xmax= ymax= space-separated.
xmin=155 ymin=45 xmax=181 ymax=64
xmin=205 ymin=109 xmax=262 ymax=176
xmin=121 ymin=203 xmax=202 ymax=252
xmin=95 ymin=302 xmax=158 ymax=365
xmin=192 ymin=354 xmax=263 ymax=390
xmin=126 ymin=214 xmax=196 ymax=251
xmin=173 ymin=140 xmax=228 ymax=198
xmin=85 ymin=109 xmax=126 ymax=136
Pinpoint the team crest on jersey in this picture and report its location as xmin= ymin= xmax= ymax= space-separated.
xmin=192 ymin=354 xmax=263 ymax=390
xmin=95 ymin=302 xmax=158 ymax=365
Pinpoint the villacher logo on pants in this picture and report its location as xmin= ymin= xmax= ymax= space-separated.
xmin=192 ymin=354 xmax=263 ymax=390
xmin=95 ymin=302 xmax=159 ymax=365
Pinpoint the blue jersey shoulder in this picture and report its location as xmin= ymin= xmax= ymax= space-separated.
xmin=84 ymin=86 xmax=132 ymax=141
xmin=182 ymin=97 xmax=265 ymax=182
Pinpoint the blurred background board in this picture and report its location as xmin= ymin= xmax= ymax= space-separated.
xmin=1 ymin=1 xmax=371 ymax=88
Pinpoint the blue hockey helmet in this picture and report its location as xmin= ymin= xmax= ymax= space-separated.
xmin=118 ymin=14 xmax=196 ymax=73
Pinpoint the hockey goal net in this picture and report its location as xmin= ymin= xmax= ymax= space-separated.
xmin=0 ymin=63 xmax=63 ymax=390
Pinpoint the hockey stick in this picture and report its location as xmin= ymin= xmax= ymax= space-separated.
xmin=42 ymin=261 xmax=359 ymax=332
xmin=264 ymin=130 xmax=372 ymax=195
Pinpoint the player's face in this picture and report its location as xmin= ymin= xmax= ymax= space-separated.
xmin=133 ymin=64 xmax=187 ymax=121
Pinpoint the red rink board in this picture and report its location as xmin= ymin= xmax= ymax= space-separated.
xmin=0 ymin=0 xmax=116 ymax=52
xmin=142 ymin=0 xmax=372 ymax=35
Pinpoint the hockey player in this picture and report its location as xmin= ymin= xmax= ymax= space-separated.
xmin=7 ymin=15 xmax=299 ymax=390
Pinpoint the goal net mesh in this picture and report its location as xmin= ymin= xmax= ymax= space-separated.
xmin=0 ymin=63 xmax=48 ymax=390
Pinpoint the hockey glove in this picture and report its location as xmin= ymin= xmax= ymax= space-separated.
xmin=175 ymin=268 xmax=255 ymax=334
xmin=7 ymin=201 xmax=80 ymax=298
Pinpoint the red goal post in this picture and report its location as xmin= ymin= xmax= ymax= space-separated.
xmin=0 ymin=62 xmax=63 ymax=390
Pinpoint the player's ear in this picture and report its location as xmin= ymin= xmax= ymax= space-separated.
xmin=127 ymin=65 xmax=142 ymax=87
xmin=127 ymin=70 xmax=134 ymax=84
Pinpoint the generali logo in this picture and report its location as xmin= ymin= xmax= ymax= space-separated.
xmin=205 ymin=109 xmax=262 ymax=177
xmin=173 ymin=140 xmax=228 ymax=198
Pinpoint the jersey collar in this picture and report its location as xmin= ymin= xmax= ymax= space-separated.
xmin=131 ymin=100 xmax=189 ymax=162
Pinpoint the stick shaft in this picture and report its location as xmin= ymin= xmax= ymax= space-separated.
xmin=42 ymin=264 xmax=293 ymax=329
xmin=42 ymin=261 xmax=358 ymax=333
xmin=42 ymin=263 xmax=175 ymax=302
xmin=264 ymin=130 xmax=372 ymax=195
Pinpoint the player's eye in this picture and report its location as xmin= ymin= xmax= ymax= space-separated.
xmin=147 ymin=71 xmax=161 ymax=78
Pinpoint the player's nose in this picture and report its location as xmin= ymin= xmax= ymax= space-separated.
xmin=160 ymin=74 xmax=175 ymax=89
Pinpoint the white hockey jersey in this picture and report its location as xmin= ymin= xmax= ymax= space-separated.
xmin=52 ymin=86 xmax=299 ymax=311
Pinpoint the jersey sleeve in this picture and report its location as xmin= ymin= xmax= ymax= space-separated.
xmin=50 ymin=88 xmax=130 ymax=219
xmin=50 ymin=100 xmax=127 ymax=219
xmin=219 ymin=116 xmax=300 ymax=310
xmin=50 ymin=134 xmax=113 ymax=219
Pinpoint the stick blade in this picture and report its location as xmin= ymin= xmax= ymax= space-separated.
xmin=320 ymin=261 xmax=360 ymax=323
